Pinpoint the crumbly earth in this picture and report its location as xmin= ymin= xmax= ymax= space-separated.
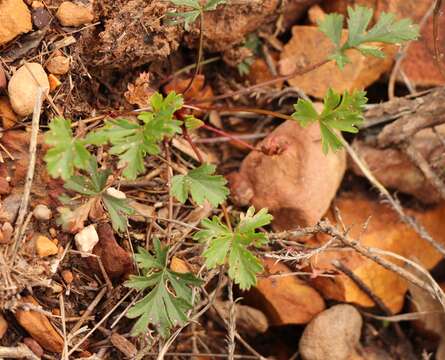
xmin=77 ymin=0 xmax=182 ymax=70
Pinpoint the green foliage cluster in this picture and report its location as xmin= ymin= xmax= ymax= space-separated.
xmin=125 ymin=239 xmax=203 ymax=337
xmin=318 ymin=5 xmax=419 ymax=68
xmin=194 ymin=207 xmax=273 ymax=290
xmin=292 ymin=89 xmax=367 ymax=153
xmin=42 ymin=3 xmax=420 ymax=339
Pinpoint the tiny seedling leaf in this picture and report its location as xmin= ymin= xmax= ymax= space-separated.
xmin=292 ymin=88 xmax=367 ymax=153
xmin=125 ymin=239 xmax=202 ymax=337
xmin=194 ymin=207 xmax=273 ymax=290
xmin=44 ymin=117 xmax=92 ymax=180
xmin=184 ymin=115 xmax=204 ymax=130
xmin=93 ymin=92 xmax=183 ymax=180
xmin=171 ymin=163 xmax=229 ymax=207
xmin=167 ymin=0 xmax=226 ymax=30
xmin=62 ymin=159 xmax=133 ymax=232
xmin=318 ymin=5 xmax=419 ymax=68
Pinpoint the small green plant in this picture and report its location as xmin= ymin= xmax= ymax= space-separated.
xmin=194 ymin=207 xmax=273 ymax=290
xmin=58 ymin=159 xmax=133 ymax=232
xmin=167 ymin=0 xmax=226 ymax=29
xmin=318 ymin=5 xmax=419 ymax=68
xmin=44 ymin=117 xmax=94 ymax=181
xmin=237 ymin=34 xmax=261 ymax=76
xmin=92 ymin=92 xmax=184 ymax=180
xmin=171 ymin=163 xmax=229 ymax=207
xmin=42 ymin=3 xmax=420 ymax=339
xmin=125 ymin=239 xmax=203 ymax=337
xmin=292 ymin=89 xmax=367 ymax=153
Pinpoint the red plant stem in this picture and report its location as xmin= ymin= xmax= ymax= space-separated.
xmin=189 ymin=59 xmax=330 ymax=104
xmin=194 ymin=105 xmax=296 ymax=121
xmin=183 ymin=127 xmax=204 ymax=163
xmin=201 ymin=123 xmax=258 ymax=152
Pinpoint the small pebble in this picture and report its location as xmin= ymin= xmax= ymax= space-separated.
xmin=49 ymin=227 xmax=57 ymax=237
xmin=56 ymin=1 xmax=94 ymax=27
xmin=61 ymin=269 xmax=74 ymax=284
xmin=74 ymin=224 xmax=99 ymax=255
xmin=0 ymin=222 xmax=13 ymax=245
xmin=32 ymin=6 xmax=51 ymax=29
xmin=51 ymin=308 xmax=61 ymax=316
xmin=36 ymin=235 xmax=58 ymax=257
xmin=8 ymin=62 xmax=49 ymax=116
xmin=46 ymin=55 xmax=70 ymax=75
xmin=170 ymin=257 xmax=190 ymax=273
xmin=106 ymin=187 xmax=126 ymax=199
xmin=33 ymin=204 xmax=52 ymax=221
xmin=48 ymin=73 xmax=61 ymax=91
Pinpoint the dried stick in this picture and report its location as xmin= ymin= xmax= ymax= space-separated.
xmin=317 ymin=220 xmax=441 ymax=303
xmin=0 ymin=344 xmax=40 ymax=360
xmin=9 ymin=87 xmax=44 ymax=263
xmin=343 ymin=138 xmax=445 ymax=258
xmin=190 ymin=59 xmax=329 ymax=104
xmin=67 ymin=289 xmax=135 ymax=356
xmin=433 ymin=0 xmax=445 ymax=79
xmin=333 ymin=260 xmax=392 ymax=315
xmin=69 ymin=286 xmax=108 ymax=336
xmin=332 ymin=259 xmax=416 ymax=358
xmin=227 ymin=279 xmax=236 ymax=360
xmin=404 ymin=142 xmax=445 ymax=200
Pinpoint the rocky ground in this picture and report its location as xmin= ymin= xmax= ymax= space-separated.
xmin=1 ymin=0 xmax=445 ymax=359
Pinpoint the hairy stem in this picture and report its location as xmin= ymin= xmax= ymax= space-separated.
xmin=201 ymin=123 xmax=258 ymax=152
xmin=190 ymin=59 xmax=329 ymax=104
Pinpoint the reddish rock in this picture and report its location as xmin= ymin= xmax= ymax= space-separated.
xmin=86 ymin=223 xmax=133 ymax=279
xmin=230 ymin=121 xmax=345 ymax=230
xmin=310 ymin=192 xmax=445 ymax=313
xmin=0 ymin=65 xmax=6 ymax=89
xmin=0 ymin=0 xmax=32 ymax=45
xmin=279 ymin=26 xmax=395 ymax=98
xmin=0 ymin=313 xmax=7 ymax=339
xmin=0 ymin=97 xmax=19 ymax=129
xmin=244 ymin=259 xmax=325 ymax=325
xmin=376 ymin=0 xmax=445 ymax=87
xmin=15 ymin=296 xmax=64 ymax=353
xmin=350 ymin=126 xmax=445 ymax=204
xmin=299 ymin=304 xmax=363 ymax=360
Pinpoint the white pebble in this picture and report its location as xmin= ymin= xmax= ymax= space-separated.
xmin=33 ymin=204 xmax=52 ymax=221
xmin=74 ymin=224 xmax=99 ymax=256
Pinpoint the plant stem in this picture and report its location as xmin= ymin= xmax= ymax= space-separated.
xmin=196 ymin=105 xmax=296 ymax=121
xmin=161 ymin=57 xmax=220 ymax=85
xmin=190 ymin=59 xmax=330 ymax=104
xmin=183 ymin=127 xmax=204 ymax=163
xmin=201 ymin=123 xmax=258 ymax=152
xmin=182 ymin=8 xmax=205 ymax=96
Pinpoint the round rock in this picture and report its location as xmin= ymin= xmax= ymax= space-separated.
xmin=8 ymin=63 xmax=49 ymax=116
xmin=299 ymin=304 xmax=363 ymax=360
xmin=56 ymin=2 xmax=94 ymax=27
xmin=33 ymin=204 xmax=52 ymax=221
xmin=46 ymin=56 xmax=70 ymax=75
